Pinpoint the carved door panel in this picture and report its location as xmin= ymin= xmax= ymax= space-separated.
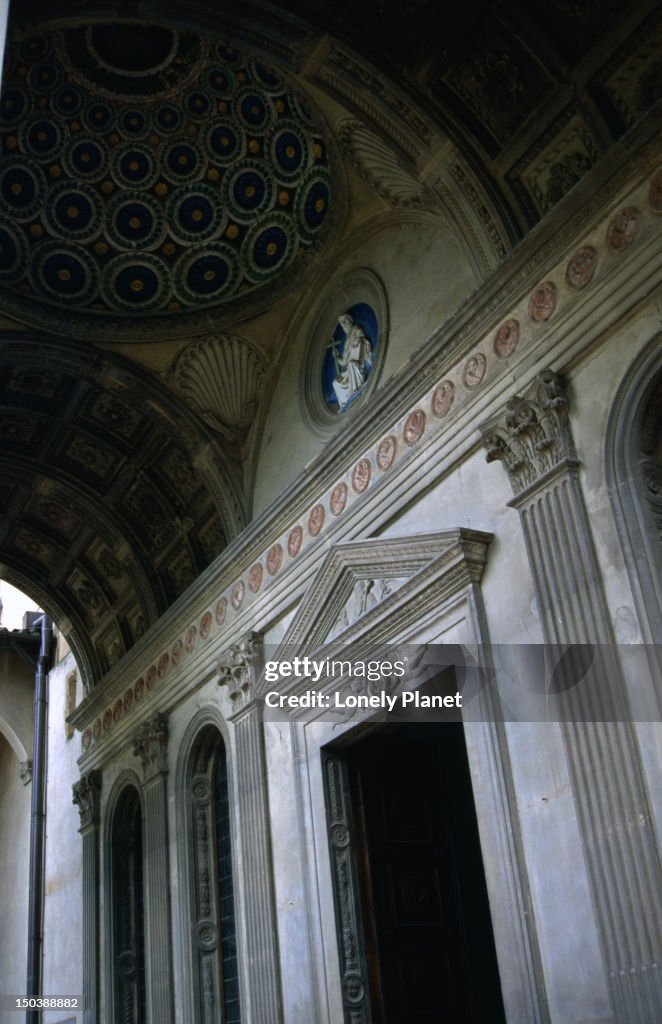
xmin=112 ymin=790 xmax=146 ymax=1024
xmin=327 ymin=725 xmax=505 ymax=1023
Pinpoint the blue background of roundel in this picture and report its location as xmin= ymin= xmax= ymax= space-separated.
xmin=322 ymin=302 xmax=378 ymax=412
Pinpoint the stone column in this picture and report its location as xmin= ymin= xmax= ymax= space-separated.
xmin=481 ymin=370 xmax=662 ymax=1022
xmin=72 ymin=770 xmax=102 ymax=1024
xmin=133 ymin=713 xmax=174 ymax=1024
xmin=217 ymin=633 xmax=282 ymax=1023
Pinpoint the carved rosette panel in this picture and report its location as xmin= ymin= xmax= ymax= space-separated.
xmin=479 ymin=369 xmax=576 ymax=495
xmin=172 ymin=334 xmax=266 ymax=442
xmin=323 ymin=754 xmax=371 ymax=1023
xmin=72 ymin=769 xmax=102 ymax=830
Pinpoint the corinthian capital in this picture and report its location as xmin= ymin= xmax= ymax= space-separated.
xmin=133 ymin=712 xmax=169 ymax=781
xmin=72 ymin=770 xmax=102 ymax=831
xmin=216 ymin=631 xmax=263 ymax=712
xmin=480 ymin=369 xmax=576 ymax=495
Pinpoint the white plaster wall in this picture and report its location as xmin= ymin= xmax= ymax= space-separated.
xmin=253 ymin=215 xmax=477 ymax=514
xmin=0 ymin=733 xmax=30 ymax=1024
xmin=41 ymin=652 xmax=83 ymax=1024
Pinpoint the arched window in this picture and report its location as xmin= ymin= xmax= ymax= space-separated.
xmin=110 ymin=786 xmax=146 ymax=1024
xmin=188 ymin=727 xmax=240 ymax=1024
xmin=606 ymin=336 xmax=662 ymax=647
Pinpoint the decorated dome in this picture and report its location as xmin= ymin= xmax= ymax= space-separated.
xmin=0 ymin=22 xmax=333 ymax=338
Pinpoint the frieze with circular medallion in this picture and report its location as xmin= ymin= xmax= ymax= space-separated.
xmin=308 ymin=504 xmax=325 ymax=536
xmin=492 ymin=319 xmax=520 ymax=359
xmin=231 ymin=580 xmax=245 ymax=610
xmin=288 ymin=525 xmax=303 ymax=558
xmin=403 ymin=410 xmax=426 ymax=446
xmin=248 ymin=563 xmax=263 ymax=592
xmin=330 ymin=482 xmax=348 ymax=516
xmin=565 ymin=246 xmax=597 ymax=290
xmin=528 ymin=281 xmax=557 ymax=322
xmin=376 ymin=435 xmax=397 ymax=470
xmin=266 ymin=543 xmax=283 ymax=575
xmin=607 ymin=207 xmax=640 ymax=251
xmin=352 ymin=459 xmax=371 ymax=494
xmin=463 ymin=353 xmax=486 ymax=389
xmin=215 ymin=597 xmax=228 ymax=624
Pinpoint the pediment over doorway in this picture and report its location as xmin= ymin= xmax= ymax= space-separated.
xmin=278 ymin=529 xmax=493 ymax=653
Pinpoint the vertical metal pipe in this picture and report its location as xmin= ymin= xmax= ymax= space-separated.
xmin=25 ymin=615 xmax=52 ymax=1024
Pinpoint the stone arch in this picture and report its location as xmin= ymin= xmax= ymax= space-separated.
xmin=605 ymin=333 xmax=662 ymax=648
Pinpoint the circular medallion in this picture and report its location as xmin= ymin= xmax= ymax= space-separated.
xmin=185 ymin=90 xmax=213 ymax=121
xmin=120 ymin=108 xmax=151 ymax=139
xmin=231 ymin=580 xmax=245 ymax=610
xmin=607 ymin=207 xmax=640 ymax=251
xmin=106 ymin=191 xmax=165 ymax=250
xmin=0 ymin=87 xmax=32 ymax=128
xmin=308 ymin=504 xmax=325 ymax=536
xmin=44 ymin=182 xmax=102 ymax=242
xmin=113 ymin=699 xmax=122 ymax=722
xmin=171 ymin=638 xmax=183 ymax=666
xmin=565 ymin=246 xmax=597 ymax=290
xmin=21 ymin=114 xmax=65 ymax=163
xmin=223 ymin=160 xmax=274 ymax=223
xmin=200 ymin=610 xmax=212 ymax=638
xmin=174 ymin=241 xmax=239 ymax=305
xmin=234 ymin=88 xmax=272 ymax=132
xmin=267 ymin=120 xmax=311 ymax=183
xmin=111 ymin=141 xmax=158 ymax=189
xmin=102 ymin=252 xmax=171 ymax=312
xmin=146 ymin=665 xmax=156 ymax=689
xmin=158 ymin=652 xmax=169 ymax=677
xmin=352 ymin=458 xmax=371 ymax=493
xmin=205 ymin=120 xmax=246 ymax=166
xmin=0 ymin=158 xmax=46 ymax=220
xmin=0 ymin=221 xmax=28 ymax=282
xmin=134 ymin=677 xmax=145 ymax=701
xmin=243 ymin=213 xmax=295 ymax=282
xmin=167 ymin=184 xmax=225 ymax=244
xmin=266 ymin=543 xmax=283 ymax=575
xmin=403 ymin=410 xmax=426 ymax=446
xmin=123 ymin=688 xmax=134 ymax=712
xmin=295 ymin=168 xmax=330 ymax=242
xmin=29 ymin=61 xmax=63 ymax=95
xmin=432 ymin=379 xmax=456 ymax=415
xmin=82 ymin=100 xmax=115 ymax=134
xmin=376 ymin=435 xmax=397 ymax=470
xmin=492 ymin=319 xmax=520 ymax=359
xmin=63 ymin=135 xmax=109 ymax=182
xmin=185 ymin=625 xmax=197 ymax=652
xmin=20 ymin=34 xmax=52 ymax=62
xmin=207 ymin=66 xmax=236 ymax=96
xmin=463 ymin=353 xmax=487 ymax=389
xmin=248 ymin=58 xmax=283 ymax=93
xmin=528 ymin=281 xmax=557 ymax=322
xmin=103 ymin=707 xmax=112 ymax=731
xmin=248 ymin=562 xmax=263 ymax=592
xmin=154 ymin=103 xmax=182 ymax=134
xmin=31 ymin=241 xmax=99 ymax=305
xmin=215 ymin=597 xmax=228 ymax=624
xmin=53 ymin=85 xmax=84 ymax=118
xmin=330 ymin=482 xmax=348 ymax=516
xmin=288 ymin=525 xmax=303 ymax=557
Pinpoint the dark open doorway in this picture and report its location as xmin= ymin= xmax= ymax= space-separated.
xmin=325 ymin=723 xmax=505 ymax=1023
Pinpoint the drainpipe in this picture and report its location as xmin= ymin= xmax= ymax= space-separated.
xmin=25 ymin=614 xmax=53 ymax=1024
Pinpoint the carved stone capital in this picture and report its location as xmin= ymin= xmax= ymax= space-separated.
xmin=133 ymin=712 xmax=169 ymax=781
xmin=19 ymin=760 xmax=32 ymax=786
xmin=216 ymin=631 xmax=263 ymax=714
xmin=72 ymin=770 xmax=102 ymax=831
xmin=480 ymin=369 xmax=577 ymax=495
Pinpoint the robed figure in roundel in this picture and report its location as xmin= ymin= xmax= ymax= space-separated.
xmin=329 ymin=313 xmax=373 ymax=411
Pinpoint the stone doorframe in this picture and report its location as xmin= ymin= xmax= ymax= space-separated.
xmin=265 ymin=529 xmax=548 ymax=1024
